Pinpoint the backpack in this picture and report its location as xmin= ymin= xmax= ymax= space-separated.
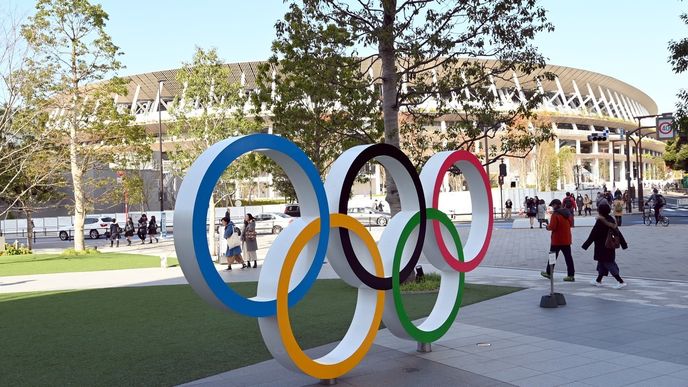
xmin=657 ymin=195 xmax=666 ymax=207
xmin=563 ymin=197 xmax=573 ymax=209
xmin=614 ymin=200 xmax=623 ymax=213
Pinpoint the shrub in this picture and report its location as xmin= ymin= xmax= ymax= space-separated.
xmin=60 ymin=248 xmax=101 ymax=256
xmin=400 ymin=272 xmax=442 ymax=292
xmin=0 ymin=243 xmax=32 ymax=256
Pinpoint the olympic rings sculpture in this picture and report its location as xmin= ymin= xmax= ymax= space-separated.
xmin=174 ymin=133 xmax=493 ymax=380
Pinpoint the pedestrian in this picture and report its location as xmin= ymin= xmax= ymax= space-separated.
xmin=109 ymin=219 xmax=121 ymax=248
xmin=562 ymin=192 xmax=576 ymax=216
xmin=622 ymin=190 xmax=630 ymax=213
xmin=526 ymin=197 xmax=537 ymax=228
xmin=614 ymin=188 xmax=622 ymax=200
xmin=148 ymin=215 xmax=159 ymax=243
xmin=576 ymin=194 xmax=583 ymax=216
xmin=222 ymin=216 xmax=245 ymax=270
xmin=612 ymin=195 xmax=624 ymax=226
xmin=536 ymin=199 xmax=548 ymax=228
xmin=242 ymin=213 xmax=258 ymax=268
xmin=541 ymin=199 xmax=576 ymax=282
xmin=597 ymin=192 xmax=609 ymax=209
xmin=505 ymin=198 xmax=513 ymax=219
xmin=583 ymin=194 xmax=592 ymax=216
xmin=582 ymin=203 xmax=628 ymax=289
xmin=124 ymin=217 xmax=135 ymax=246
xmin=137 ymin=214 xmax=148 ymax=244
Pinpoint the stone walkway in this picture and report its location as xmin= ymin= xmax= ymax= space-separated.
xmin=185 ymin=289 xmax=688 ymax=387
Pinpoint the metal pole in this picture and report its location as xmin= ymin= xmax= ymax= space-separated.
xmin=499 ymin=159 xmax=504 ymax=219
xmin=483 ymin=129 xmax=490 ymax=180
xmin=158 ymin=80 xmax=164 ymax=213
xmin=637 ymin=138 xmax=644 ymax=211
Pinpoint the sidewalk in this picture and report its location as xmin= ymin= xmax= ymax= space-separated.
xmin=185 ymin=288 xmax=688 ymax=387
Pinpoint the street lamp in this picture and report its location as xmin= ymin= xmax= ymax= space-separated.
xmin=158 ymin=80 xmax=166 ymax=237
xmin=158 ymin=80 xmax=164 ymax=211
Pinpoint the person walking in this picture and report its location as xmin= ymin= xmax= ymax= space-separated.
xmin=583 ymin=194 xmax=592 ymax=216
xmin=614 ymin=188 xmax=622 ymax=200
xmin=526 ymin=197 xmax=537 ymax=228
xmin=582 ymin=203 xmax=628 ymax=289
xmin=562 ymin=192 xmax=576 ymax=217
xmin=536 ymin=199 xmax=548 ymax=228
xmin=137 ymin=214 xmax=148 ymax=245
xmin=148 ymin=215 xmax=159 ymax=243
xmin=242 ymin=213 xmax=258 ymax=268
xmin=222 ymin=216 xmax=245 ymax=270
xmin=505 ymin=199 xmax=513 ymax=219
xmin=124 ymin=217 xmax=135 ymax=246
xmin=109 ymin=219 xmax=121 ymax=248
xmin=541 ymin=199 xmax=576 ymax=282
xmin=612 ymin=195 xmax=624 ymax=226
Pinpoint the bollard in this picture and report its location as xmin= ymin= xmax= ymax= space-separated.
xmin=160 ymin=255 xmax=168 ymax=268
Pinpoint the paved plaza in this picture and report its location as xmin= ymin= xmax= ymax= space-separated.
xmin=2 ymin=221 xmax=688 ymax=386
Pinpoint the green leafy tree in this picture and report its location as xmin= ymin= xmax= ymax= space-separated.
xmin=667 ymin=12 xmax=688 ymax=171
xmin=0 ymin=10 xmax=63 ymax=216
xmin=169 ymin=47 xmax=262 ymax=255
xmin=21 ymin=0 xmax=149 ymax=251
xmin=262 ymin=0 xmax=554 ymax=212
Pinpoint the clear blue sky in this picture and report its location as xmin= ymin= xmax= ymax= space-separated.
xmin=10 ymin=1 xmax=688 ymax=112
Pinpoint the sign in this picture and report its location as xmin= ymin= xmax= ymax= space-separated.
xmin=656 ymin=115 xmax=675 ymax=140
xmin=174 ymin=134 xmax=494 ymax=380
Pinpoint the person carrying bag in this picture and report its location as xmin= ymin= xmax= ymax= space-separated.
xmin=222 ymin=216 xmax=245 ymax=270
xmin=582 ymin=203 xmax=628 ymax=289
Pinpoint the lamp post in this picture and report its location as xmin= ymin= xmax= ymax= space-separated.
xmin=158 ymin=80 xmax=166 ymax=237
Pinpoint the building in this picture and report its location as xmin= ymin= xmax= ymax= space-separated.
xmin=57 ymin=60 xmax=664 ymax=211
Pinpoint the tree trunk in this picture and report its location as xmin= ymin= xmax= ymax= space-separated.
xmin=70 ymin=40 xmax=85 ymax=251
xmin=25 ymin=209 xmax=33 ymax=251
xmin=71 ymin=127 xmax=86 ymax=251
xmin=379 ymin=0 xmax=401 ymax=214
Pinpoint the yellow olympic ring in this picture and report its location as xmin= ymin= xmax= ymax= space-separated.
xmin=276 ymin=214 xmax=385 ymax=379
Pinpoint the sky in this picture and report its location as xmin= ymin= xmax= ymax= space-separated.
xmin=8 ymin=1 xmax=688 ymax=113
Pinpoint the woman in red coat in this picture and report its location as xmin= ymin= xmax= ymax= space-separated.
xmin=582 ymin=203 xmax=628 ymax=289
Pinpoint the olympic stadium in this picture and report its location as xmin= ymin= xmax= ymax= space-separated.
xmin=39 ymin=59 xmax=664 ymax=215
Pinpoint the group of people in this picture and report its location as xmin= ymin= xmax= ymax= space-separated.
xmin=107 ymin=215 xmax=159 ymax=247
xmin=221 ymin=210 xmax=259 ymax=270
xmin=536 ymin=193 xmax=628 ymax=289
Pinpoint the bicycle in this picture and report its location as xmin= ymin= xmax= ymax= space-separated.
xmin=643 ymin=207 xmax=669 ymax=227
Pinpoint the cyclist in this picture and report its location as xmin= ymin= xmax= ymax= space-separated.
xmin=645 ymin=188 xmax=666 ymax=225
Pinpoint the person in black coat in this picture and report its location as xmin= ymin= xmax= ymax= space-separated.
xmin=582 ymin=203 xmax=628 ymax=289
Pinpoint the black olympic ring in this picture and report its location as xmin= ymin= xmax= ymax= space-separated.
xmin=337 ymin=143 xmax=427 ymax=290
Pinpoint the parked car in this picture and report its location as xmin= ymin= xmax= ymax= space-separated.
xmin=59 ymin=216 xmax=114 ymax=241
xmin=347 ymin=207 xmax=390 ymax=226
xmin=254 ymin=212 xmax=294 ymax=234
xmin=284 ymin=204 xmax=300 ymax=217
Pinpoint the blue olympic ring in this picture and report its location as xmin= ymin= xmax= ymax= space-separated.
xmin=175 ymin=134 xmax=330 ymax=317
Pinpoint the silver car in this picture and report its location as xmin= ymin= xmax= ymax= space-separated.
xmin=347 ymin=207 xmax=390 ymax=226
xmin=253 ymin=212 xmax=294 ymax=234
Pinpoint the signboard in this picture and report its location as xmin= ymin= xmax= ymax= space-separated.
xmin=656 ymin=115 xmax=675 ymax=140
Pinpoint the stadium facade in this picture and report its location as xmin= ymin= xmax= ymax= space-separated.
xmin=56 ymin=60 xmax=664 ymax=211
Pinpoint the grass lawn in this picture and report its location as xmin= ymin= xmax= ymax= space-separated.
xmin=0 ymin=280 xmax=521 ymax=386
xmin=0 ymin=253 xmax=179 ymax=276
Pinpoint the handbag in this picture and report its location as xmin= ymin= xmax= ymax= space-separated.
xmin=226 ymin=232 xmax=241 ymax=250
xmin=245 ymin=230 xmax=257 ymax=240
xmin=605 ymin=228 xmax=621 ymax=249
